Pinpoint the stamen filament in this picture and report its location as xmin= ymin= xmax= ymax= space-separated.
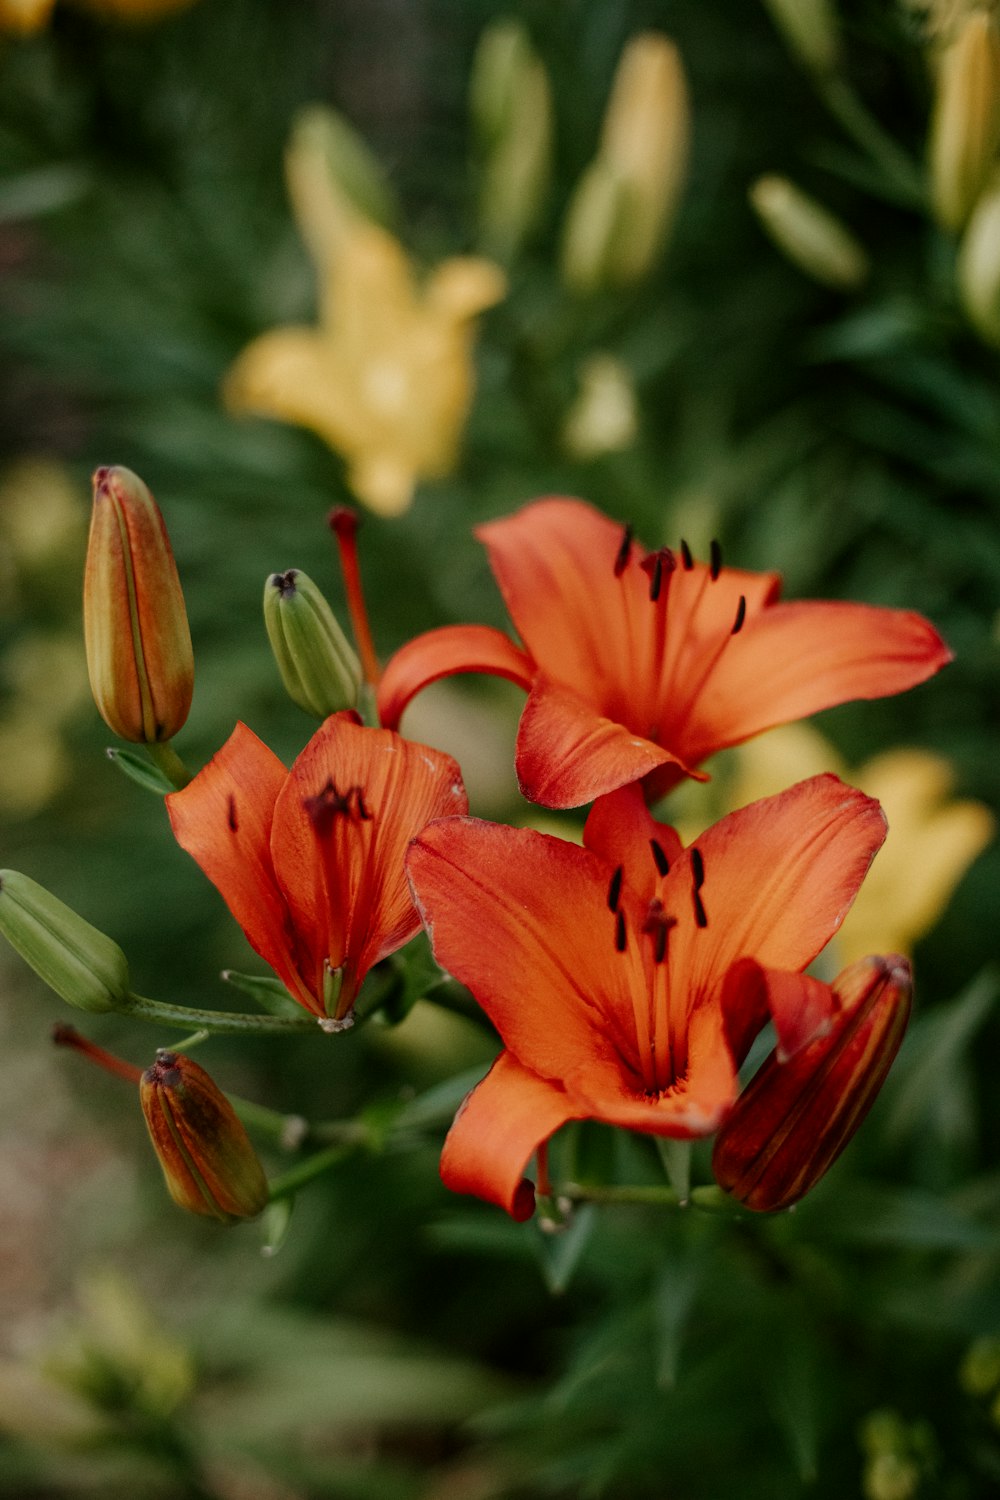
xmin=52 ymin=1023 xmax=143 ymax=1084
xmin=328 ymin=506 xmax=381 ymax=688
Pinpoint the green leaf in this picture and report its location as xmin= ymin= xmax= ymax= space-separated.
xmin=105 ymin=746 xmax=173 ymax=796
xmin=532 ymin=1205 xmax=596 ymax=1295
xmin=220 ymin=969 xmax=303 ymax=1017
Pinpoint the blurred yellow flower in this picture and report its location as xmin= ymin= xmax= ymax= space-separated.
xmin=720 ymin=723 xmax=994 ymax=965
xmin=224 ymin=110 xmax=506 ymax=517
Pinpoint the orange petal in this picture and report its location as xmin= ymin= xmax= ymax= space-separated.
xmin=407 ymin=816 xmax=648 ymax=1097
xmin=684 ymin=600 xmax=952 ymax=764
xmin=721 ymin=957 xmax=838 ymax=1069
xmin=166 ymin=724 xmax=316 ymax=1011
xmin=376 ymin=624 xmax=533 ymax=730
xmin=477 ymin=497 xmax=656 ymax=701
xmin=516 ymin=677 xmax=683 ymax=809
xmin=440 ymin=1051 xmax=585 ymax=1219
xmin=657 ymin=774 xmax=887 ymax=1047
xmin=583 ymin=783 xmax=684 ymax=902
xmin=271 ymin=714 xmax=467 ymax=1010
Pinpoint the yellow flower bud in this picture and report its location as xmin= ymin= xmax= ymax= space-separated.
xmin=928 ymin=11 xmax=1000 ymax=231
xmin=140 ymin=1051 xmax=269 ymax=1223
xmin=83 ymin=465 xmax=193 ymax=744
xmin=263 ymin=568 xmax=361 ymax=718
xmin=761 ymin=0 xmax=839 ymax=75
xmin=750 ymin=174 xmax=869 ymax=289
xmin=958 ymin=171 xmax=1000 ymax=341
xmin=561 ymin=32 xmax=689 ymax=292
xmin=0 ymin=869 xmax=130 ymax=1014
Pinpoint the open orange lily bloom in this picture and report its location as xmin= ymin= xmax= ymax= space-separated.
xmin=167 ymin=712 xmax=466 ymax=1025
xmin=406 ymin=773 xmax=887 ymax=1219
xmin=378 ymin=498 xmax=951 ymax=809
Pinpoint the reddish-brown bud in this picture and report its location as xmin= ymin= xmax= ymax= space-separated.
xmin=83 ymin=465 xmax=193 ymax=743
xmin=139 ymin=1052 xmax=268 ymax=1223
xmin=712 ymin=955 xmax=911 ymax=1212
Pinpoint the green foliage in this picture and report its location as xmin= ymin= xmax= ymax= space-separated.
xmin=2 ymin=1 xmax=999 ymax=1497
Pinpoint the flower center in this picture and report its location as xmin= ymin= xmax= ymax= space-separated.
xmin=610 ymin=841 xmax=709 ymax=1096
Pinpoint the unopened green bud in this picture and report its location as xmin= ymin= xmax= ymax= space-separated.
xmin=0 ymin=869 xmax=130 ymax=1013
xmin=750 ymin=174 xmax=869 ymax=289
xmin=140 ymin=1051 xmax=269 ymax=1223
xmin=761 ymin=0 xmax=839 ymax=75
xmin=83 ymin=465 xmax=194 ymax=744
xmin=958 ymin=173 xmax=1000 ymax=343
xmin=471 ymin=21 xmax=552 ymax=258
xmin=264 ymin=568 xmax=361 ymax=719
xmin=929 ymin=12 xmax=1000 ymax=232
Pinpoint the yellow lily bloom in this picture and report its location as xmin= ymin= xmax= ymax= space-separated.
xmin=695 ymin=723 xmax=994 ymax=964
xmin=225 ymin=113 xmax=506 ymax=517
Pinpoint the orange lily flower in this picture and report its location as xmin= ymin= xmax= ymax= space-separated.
xmin=167 ymin=712 xmax=466 ymax=1026
xmin=406 ymin=773 xmax=887 ymax=1219
xmin=378 ymin=497 xmax=951 ymax=809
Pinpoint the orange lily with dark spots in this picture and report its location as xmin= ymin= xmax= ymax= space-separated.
xmin=378 ymin=497 xmax=951 ymax=809
xmin=167 ymin=712 xmax=467 ymax=1026
xmin=406 ymin=773 xmax=887 ymax=1220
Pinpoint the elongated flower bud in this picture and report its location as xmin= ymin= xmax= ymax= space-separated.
xmin=958 ymin=173 xmax=1000 ymax=345
xmin=561 ymin=32 xmax=689 ymax=292
xmin=712 ymin=955 xmax=911 ymax=1212
xmin=263 ymin=568 xmax=361 ymax=718
xmin=929 ymin=12 xmax=1000 ymax=232
xmin=761 ymin=0 xmax=839 ymax=75
xmin=470 ymin=20 xmax=553 ymax=259
xmin=750 ymin=175 xmax=869 ymax=289
xmin=83 ymin=465 xmax=194 ymax=744
xmin=140 ymin=1051 xmax=268 ymax=1223
xmin=0 ymin=870 xmax=130 ymax=1014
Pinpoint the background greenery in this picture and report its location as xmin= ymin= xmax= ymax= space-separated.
xmin=2 ymin=1 xmax=999 ymax=1496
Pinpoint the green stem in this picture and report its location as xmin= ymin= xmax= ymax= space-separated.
xmin=121 ymin=992 xmax=318 ymax=1036
xmin=267 ymin=1140 xmax=364 ymax=1202
xmin=817 ymin=75 xmax=926 ymax=208
xmin=146 ymin=740 xmax=192 ymax=790
xmin=563 ymin=1181 xmax=739 ymax=1215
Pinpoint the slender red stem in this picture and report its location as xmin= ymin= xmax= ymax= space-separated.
xmin=52 ymin=1023 xmax=143 ymax=1085
xmin=328 ymin=506 xmax=381 ymax=689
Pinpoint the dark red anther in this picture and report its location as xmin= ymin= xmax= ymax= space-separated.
xmin=691 ymin=847 xmax=705 ymax=890
xmin=613 ymin=524 xmax=634 ymax=578
xmin=731 ymin=595 xmax=747 ymax=635
xmin=227 ymin=795 xmax=239 ymax=833
xmin=650 ymin=839 xmax=670 ymax=877
xmin=327 ymin=506 xmax=360 ymax=542
xmin=709 ymin=539 xmax=722 ymax=581
xmin=642 ymin=898 xmax=677 ymax=964
xmin=693 ymin=890 xmax=708 ymax=929
xmin=615 ymin=910 xmax=627 ymax=952
xmin=641 ymin=548 xmax=676 ymax=603
xmin=680 ymin=538 xmax=694 ymax=571
xmin=304 ymin=778 xmax=371 ymax=834
xmin=607 ymin=865 xmax=624 ymax=913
